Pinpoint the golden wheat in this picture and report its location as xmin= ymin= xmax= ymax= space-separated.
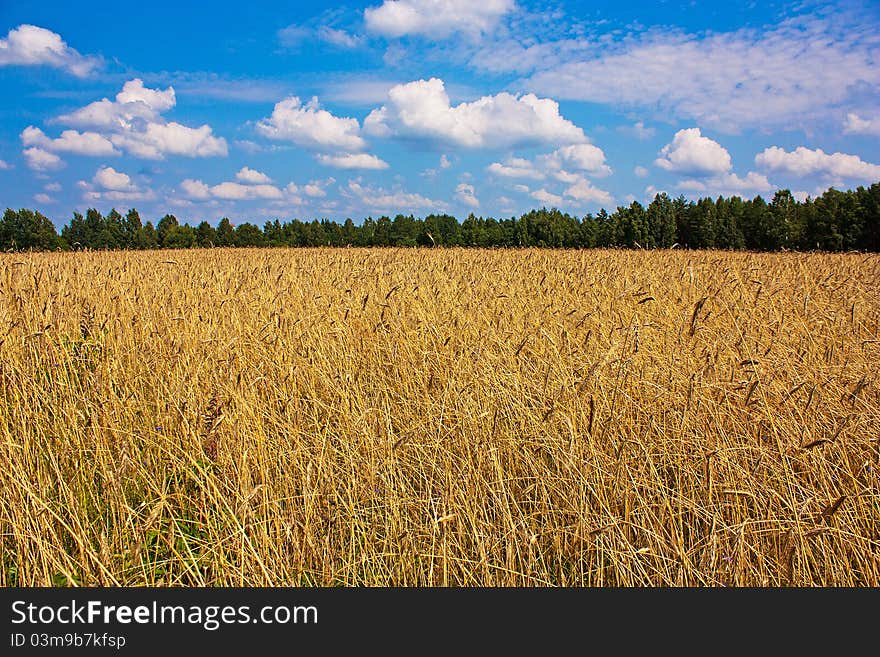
xmin=1 ymin=247 xmax=878 ymax=586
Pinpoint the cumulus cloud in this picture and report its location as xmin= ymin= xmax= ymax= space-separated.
xmin=755 ymin=146 xmax=880 ymax=181
xmin=530 ymin=188 xmax=563 ymax=206
xmin=364 ymin=0 xmax=515 ymax=38
xmin=94 ymin=166 xmax=134 ymax=191
xmin=316 ymin=153 xmax=389 ymax=169
xmin=455 ymin=183 xmax=480 ymax=208
xmin=491 ymin=149 xmax=614 ymax=207
xmin=524 ymin=14 xmax=880 ymax=132
xmin=564 ymin=177 xmax=613 ymax=205
xmin=364 ymin=78 xmax=587 ymax=149
xmin=677 ymin=171 xmax=774 ymax=195
xmin=210 ymin=182 xmax=283 ymax=200
xmin=33 ymin=193 xmax=54 ymax=204
xmin=51 ymin=79 xmax=226 ymax=160
xmin=0 ymin=25 xmax=101 ymax=77
xmin=843 ymin=112 xmax=880 ymax=137
xmin=488 ymin=144 xmax=611 ymax=191
xmin=487 ymin=158 xmax=545 ymax=180
xmin=180 ymin=179 xmax=211 ymax=200
xmin=236 ymin=167 xmax=272 ymax=184
xmin=23 ymin=147 xmax=63 ymax=171
xmin=655 ymin=128 xmax=732 ymax=176
xmin=181 ymin=178 xmax=285 ymax=201
xmin=79 ymin=165 xmax=154 ymax=202
xmin=21 ymin=126 xmax=117 ymax=156
xmin=301 ymin=178 xmax=336 ymax=198
xmin=44 ymin=182 xmax=61 ymax=192
xmin=346 ymin=179 xmax=444 ymax=212
xmin=0 ymin=160 xmax=12 ymax=170
xmin=541 ymin=144 xmax=611 ymax=177
xmin=634 ymin=166 xmax=649 ymax=178
xmin=257 ymin=96 xmax=366 ymax=151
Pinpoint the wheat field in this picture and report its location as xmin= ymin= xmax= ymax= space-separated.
xmin=1 ymin=247 xmax=878 ymax=586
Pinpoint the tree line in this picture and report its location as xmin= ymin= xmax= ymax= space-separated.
xmin=2 ymin=183 xmax=878 ymax=252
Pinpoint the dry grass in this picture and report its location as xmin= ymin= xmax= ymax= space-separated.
xmin=1 ymin=247 xmax=878 ymax=586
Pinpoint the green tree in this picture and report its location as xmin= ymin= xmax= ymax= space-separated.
xmin=216 ymin=217 xmax=236 ymax=246
xmin=0 ymin=208 xmax=62 ymax=250
xmin=123 ymin=208 xmax=143 ymax=248
xmin=646 ymin=193 xmax=677 ymax=248
xmin=141 ymin=221 xmax=159 ymax=249
xmin=235 ymin=222 xmax=265 ymax=247
xmin=163 ymin=223 xmax=197 ymax=248
xmin=156 ymin=214 xmax=179 ymax=248
xmin=196 ymin=221 xmax=217 ymax=247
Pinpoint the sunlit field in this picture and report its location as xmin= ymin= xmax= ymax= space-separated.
xmin=1 ymin=247 xmax=878 ymax=586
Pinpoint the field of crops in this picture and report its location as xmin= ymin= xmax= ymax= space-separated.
xmin=1 ymin=247 xmax=878 ymax=586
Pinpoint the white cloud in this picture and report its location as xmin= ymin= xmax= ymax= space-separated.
xmin=59 ymin=79 xmax=174 ymax=128
xmin=541 ymin=144 xmax=611 ymax=177
xmin=52 ymin=79 xmax=226 ymax=160
xmin=364 ymin=0 xmax=515 ymax=38
xmin=279 ymin=24 xmax=363 ymax=49
xmin=455 ymin=183 xmax=480 ymax=208
xmin=346 ymin=179 xmax=444 ymax=212
xmin=316 ymin=152 xmax=389 ymax=169
xmin=23 ymin=147 xmax=63 ymax=171
xmin=107 ymin=122 xmax=227 ymax=159
xmin=755 ymin=146 xmax=880 ymax=181
xmin=44 ymin=182 xmax=61 ymax=192
xmin=0 ymin=160 xmax=11 ymax=170
xmin=677 ymin=171 xmax=774 ymax=195
xmin=843 ymin=112 xmax=880 ymax=137
xmin=0 ymin=25 xmax=100 ymax=77
xmin=488 ymin=144 xmax=611 ymax=188
xmin=513 ymin=184 xmax=530 ymax=193
xmin=79 ymin=166 xmax=154 ymax=202
xmin=116 ymin=78 xmax=175 ymax=112
xmin=634 ymin=165 xmax=649 ymax=178
xmin=180 ymin=173 xmax=303 ymax=202
xmin=180 ymin=179 xmax=211 ymax=200
xmin=33 ymin=193 xmax=54 ymax=204
xmin=616 ymin=121 xmax=656 ymax=140
xmin=564 ymin=177 xmax=613 ymax=205
xmin=303 ymin=178 xmax=336 ymax=198
xmin=318 ymin=26 xmax=362 ymax=49
xmin=644 ymin=185 xmax=667 ymax=200
xmin=210 ymin=182 xmax=283 ymax=200
xmin=487 ymin=158 xmax=545 ymax=180
xmin=364 ymin=78 xmax=587 ymax=149
xmin=94 ymin=166 xmax=134 ymax=191
xmin=531 ymin=189 xmax=563 ymax=206
xmin=21 ymin=126 xmax=117 ymax=156
xmin=83 ymin=189 xmax=155 ymax=202
xmin=655 ymin=128 xmax=732 ymax=176
xmin=440 ymin=155 xmax=451 ymax=169
xmin=234 ymin=140 xmax=264 ymax=154
xmin=236 ymin=167 xmax=272 ymax=184
xmin=525 ymin=15 xmax=880 ymax=132
xmin=257 ymin=96 xmax=366 ymax=152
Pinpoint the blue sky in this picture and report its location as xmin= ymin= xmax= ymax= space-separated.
xmin=1 ymin=0 xmax=878 ymax=226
